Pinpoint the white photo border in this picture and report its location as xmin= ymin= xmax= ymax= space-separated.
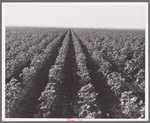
xmin=2 ymin=2 xmax=149 ymax=121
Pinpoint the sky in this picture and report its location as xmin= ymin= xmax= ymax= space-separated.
xmin=2 ymin=3 xmax=148 ymax=29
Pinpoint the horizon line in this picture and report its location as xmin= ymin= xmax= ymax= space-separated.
xmin=5 ymin=25 xmax=145 ymax=30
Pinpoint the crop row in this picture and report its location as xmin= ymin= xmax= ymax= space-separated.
xmin=73 ymin=31 xmax=119 ymax=118
xmin=34 ymin=30 xmax=71 ymax=118
xmin=71 ymin=31 xmax=102 ymax=118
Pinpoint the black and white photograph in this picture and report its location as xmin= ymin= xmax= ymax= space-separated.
xmin=2 ymin=2 xmax=148 ymax=121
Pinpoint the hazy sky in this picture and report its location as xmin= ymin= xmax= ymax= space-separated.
xmin=3 ymin=3 xmax=147 ymax=29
